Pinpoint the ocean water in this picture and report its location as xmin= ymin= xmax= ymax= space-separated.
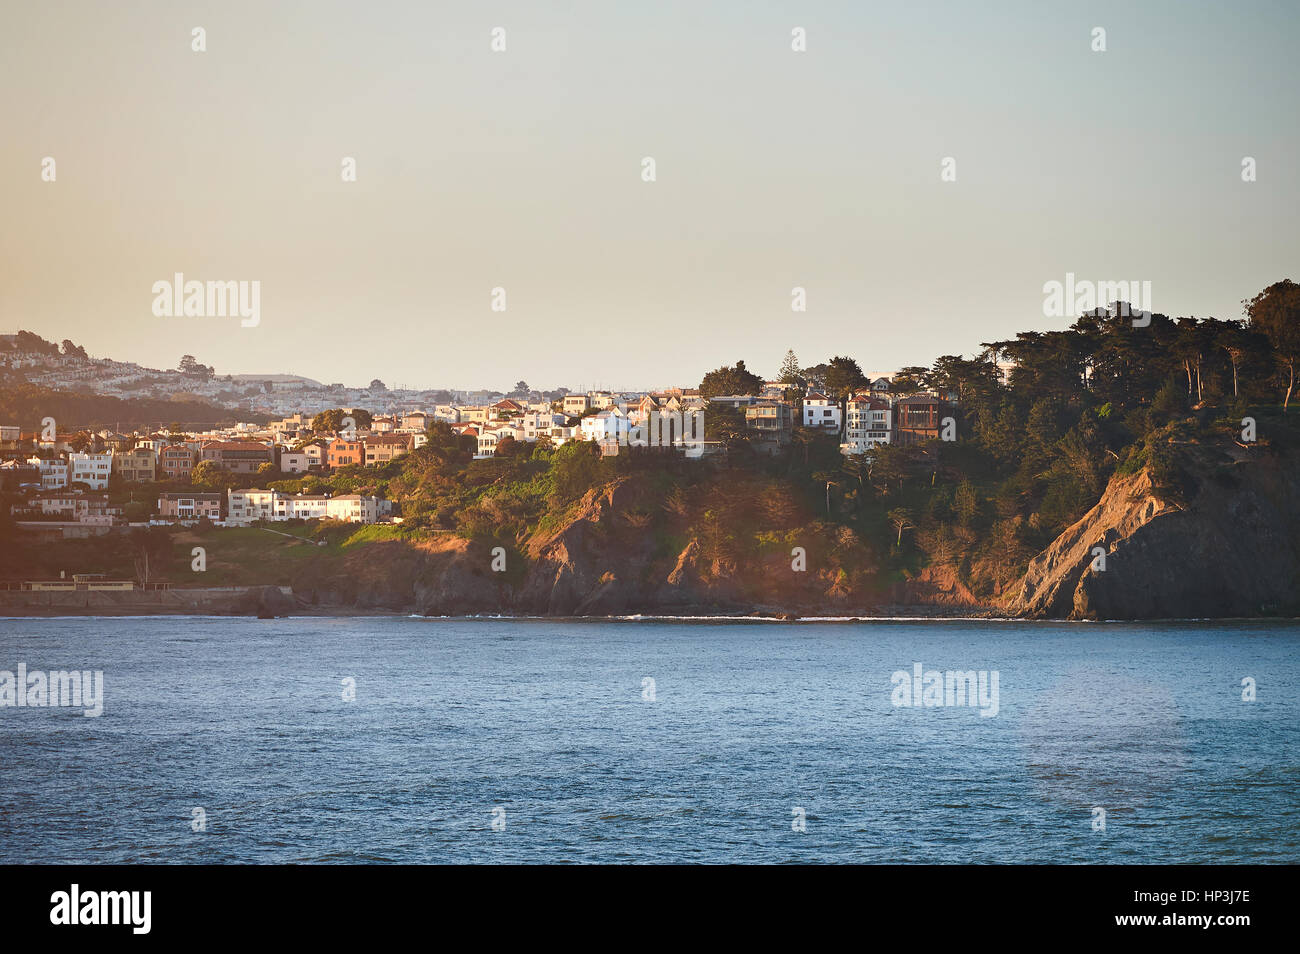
xmin=0 ymin=616 xmax=1296 ymax=864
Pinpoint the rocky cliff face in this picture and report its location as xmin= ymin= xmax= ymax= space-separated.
xmin=285 ymin=479 xmax=879 ymax=617
xmin=1005 ymin=444 xmax=1300 ymax=619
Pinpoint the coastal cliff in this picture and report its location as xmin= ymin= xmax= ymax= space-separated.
xmin=7 ymin=433 xmax=1300 ymax=622
xmin=1005 ymin=440 xmax=1300 ymax=619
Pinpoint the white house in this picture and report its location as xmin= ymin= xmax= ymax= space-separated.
xmin=326 ymin=494 xmax=379 ymax=524
xmin=801 ymin=391 xmax=842 ymax=431
xmin=226 ymin=488 xmax=277 ymax=525
xmin=522 ymin=411 xmax=567 ymax=442
xmin=228 ymin=488 xmax=382 ymax=525
xmin=580 ymin=407 xmax=632 ymax=443
xmin=28 ymin=457 xmax=69 ymax=489
xmin=68 ymin=452 xmax=112 ymax=490
xmin=841 ymin=393 xmax=893 ymax=456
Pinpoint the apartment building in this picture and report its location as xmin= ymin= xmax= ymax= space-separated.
xmin=28 ymin=457 xmax=69 ymax=489
xmin=841 ymin=394 xmax=893 ymax=455
xmin=112 ymin=447 xmax=156 ymax=482
xmin=158 ymin=444 xmax=197 ymax=480
xmin=68 ymin=452 xmax=112 ymax=489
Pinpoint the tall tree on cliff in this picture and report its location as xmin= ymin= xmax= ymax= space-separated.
xmin=1245 ymin=280 xmax=1300 ymax=411
xmin=698 ymin=360 xmax=763 ymax=399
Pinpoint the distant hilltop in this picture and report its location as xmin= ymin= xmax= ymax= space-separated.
xmin=228 ymin=374 xmax=323 ymax=386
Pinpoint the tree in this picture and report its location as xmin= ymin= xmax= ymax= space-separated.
xmin=129 ymin=527 xmax=173 ymax=584
xmin=510 ymin=381 xmax=529 ymax=397
xmin=190 ymin=460 xmax=226 ymax=489
xmin=1245 ymin=280 xmax=1300 ymax=411
xmin=178 ymin=355 xmax=200 ymax=373
xmin=1216 ymin=321 xmax=1249 ymax=399
xmin=778 ymin=350 xmax=803 ymax=386
xmin=822 ymin=356 xmax=867 ymax=400
xmin=312 ymin=408 xmax=372 ymax=433
xmin=703 ymin=404 xmax=748 ymax=449
xmin=822 ymin=356 xmax=868 ymax=436
xmin=954 ymin=480 xmax=978 ymax=526
xmin=699 ymin=360 xmax=763 ymax=399
xmin=812 ymin=470 xmax=840 ymax=515
xmin=369 ymin=379 xmax=388 ymax=392
xmin=888 ymin=508 xmax=916 ymax=547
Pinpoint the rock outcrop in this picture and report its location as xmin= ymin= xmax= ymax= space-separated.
xmin=1006 ymin=446 xmax=1300 ymax=619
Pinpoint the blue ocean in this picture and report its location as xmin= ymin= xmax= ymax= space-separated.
xmin=1 ymin=617 xmax=1296 ymax=863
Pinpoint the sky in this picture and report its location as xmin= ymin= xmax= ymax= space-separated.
xmin=2 ymin=0 xmax=1298 ymax=392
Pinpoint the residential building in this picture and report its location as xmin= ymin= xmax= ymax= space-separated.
xmin=158 ymin=444 xmax=197 ymax=481
xmin=226 ymin=488 xmax=277 ymax=525
xmin=364 ymin=433 xmax=413 ymax=465
xmin=227 ymin=489 xmax=382 ymax=525
xmin=399 ymin=411 xmax=429 ymax=432
xmin=562 ymin=393 xmax=591 ymax=415
xmin=279 ymin=450 xmax=311 ymax=474
xmin=894 ymin=395 xmax=948 ymax=445
xmin=801 ymin=391 xmax=842 ymax=431
xmin=580 ymin=407 xmax=632 ymax=444
xmin=326 ymin=437 xmax=364 ymax=468
xmin=112 ymin=447 xmax=156 ymax=482
xmin=68 ymin=452 xmax=112 ymax=489
xmin=201 ymin=441 xmax=275 ymax=474
xmin=14 ymin=491 xmax=120 ymax=523
xmin=708 ymin=394 xmax=761 ymax=410
xmin=522 ymin=411 xmax=567 ymax=442
xmin=0 ymin=460 xmax=41 ymax=490
xmin=299 ymin=441 xmax=326 ymax=469
xmin=491 ymin=399 xmax=525 ymax=419
xmin=325 ymin=494 xmax=380 ymax=524
xmin=158 ymin=492 xmax=224 ymax=521
xmin=841 ymin=394 xmax=893 ymax=455
xmin=744 ymin=400 xmax=794 ymax=449
xmin=28 ymin=457 xmax=69 ymax=489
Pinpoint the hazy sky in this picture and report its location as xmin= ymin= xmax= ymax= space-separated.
xmin=3 ymin=1 xmax=1298 ymax=391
